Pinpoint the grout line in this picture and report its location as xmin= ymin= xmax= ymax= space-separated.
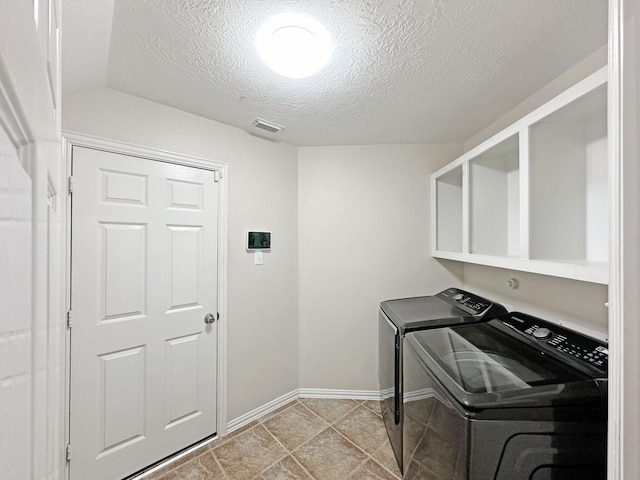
xmin=295 ymin=400 xmax=334 ymax=428
xmin=214 ymin=422 xmax=289 ymax=480
xmin=249 ymin=407 xmax=319 ymax=480
xmin=153 ymin=399 xmax=393 ymax=480
xmin=291 ymin=458 xmax=317 ymax=480
xmin=211 ymin=451 xmax=231 ymax=480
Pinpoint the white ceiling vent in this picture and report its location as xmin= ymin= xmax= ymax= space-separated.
xmin=252 ymin=118 xmax=285 ymax=134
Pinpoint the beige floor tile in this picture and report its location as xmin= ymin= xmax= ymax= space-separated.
xmin=213 ymin=424 xmax=287 ymax=480
xmin=259 ymin=400 xmax=301 ymax=425
xmin=257 ymin=455 xmax=314 ymax=480
xmin=292 ymin=427 xmax=368 ymax=480
xmin=145 ymin=399 xmax=406 ymax=480
xmin=142 ymin=445 xmax=211 ymax=480
xmin=299 ymin=398 xmax=359 ymax=424
xmin=144 ymin=469 xmax=182 ymax=480
xmin=347 ymin=459 xmax=401 ymax=480
xmin=362 ymin=400 xmax=383 ymax=416
xmin=333 ymin=406 xmax=388 ymax=454
xmin=263 ymin=402 xmax=327 ymax=450
xmin=171 ymin=451 xmax=226 ymax=480
xmin=213 ymin=420 xmax=260 ymax=449
xmin=371 ymin=438 xmax=402 ymax=478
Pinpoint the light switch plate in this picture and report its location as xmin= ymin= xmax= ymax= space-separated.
xmin=254 ymin=251 xmax=264 ymax=265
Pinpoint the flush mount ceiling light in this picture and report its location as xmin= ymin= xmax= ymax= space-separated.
xmin=256 ymin=13 xmax=333 ymax=79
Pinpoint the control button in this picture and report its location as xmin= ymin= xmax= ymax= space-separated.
xmin=453 ymin=294 xmax=464 ymax=301
xmin=533 ymin=327 xmax=553 ymax=340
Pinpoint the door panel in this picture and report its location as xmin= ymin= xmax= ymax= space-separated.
xmin=167 ymin=225 xmax=202 ymax=310
xmin=101 ymin=222 xmax=147 ymax=321
xmin=70 ymin=146 xmax=218 ymax=480
xmin=98 ymin=346 xmax=146 ymax=454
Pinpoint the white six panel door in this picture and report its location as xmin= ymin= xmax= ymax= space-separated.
xmin=70 ymin=147 xmax=218 ymax=480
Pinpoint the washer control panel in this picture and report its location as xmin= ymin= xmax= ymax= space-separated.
xmin=438 ymin=288 xmax=492 ymax=314
xmin=502 ymin=313 xmax=608 ymax=372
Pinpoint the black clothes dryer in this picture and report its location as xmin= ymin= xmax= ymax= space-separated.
xmin=378 ymin=288 xmax=507 ymax=474
xmin=403 ymin=311 xmax=608 ymax=479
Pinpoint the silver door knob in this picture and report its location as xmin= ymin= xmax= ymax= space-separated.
xmin=204 ymin=313 xmax=216 ymax=324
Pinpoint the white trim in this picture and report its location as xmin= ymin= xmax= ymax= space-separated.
xmin=215 ymin=162 xmax=229 ymax=437
xmin=298 ymin=388 xmax=382 ymax=400
xmin=61 ymin=132 xmax=229 ymax=464
xmin=62 ymin=131 xmax=224 ymax=172
xmin=226 ymin=390 xmax=299 ymax=433
xmin=432 ymin=251 xmax=608 ymax=285
xmin=62 ymin=137 xmax=72 ymax=480
xmin=607 ymin=1 xmax=623 ymax=479
xmin=225 ymin=389 xmax=383 ymax=434
xmin=0 ymin=57 xmax=31 ymax=156
xmin=132 ymin=435 xmax=218 ymax=479
xmin=518 ymin=129 xmax=530 ymax=259
xmin=402 ymin=388 xmax=435 ymax=403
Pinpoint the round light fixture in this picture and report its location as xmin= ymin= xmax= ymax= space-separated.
xmin=256 ymin=14 xmax=333 ymax=79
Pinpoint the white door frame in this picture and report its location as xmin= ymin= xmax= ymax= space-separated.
xmin=608 ymin=1 xmax=640 ymax=479
xmin=61 ymin=131 xmax=228 ymax=477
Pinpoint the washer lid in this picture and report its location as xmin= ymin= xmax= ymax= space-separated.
xmin=381 ymin=296 xmax=472 ymax=334
xmin=380 ymin=288 xmax=501 ymax=334
xmin=406 ymin=320 xmax=606 ymax=410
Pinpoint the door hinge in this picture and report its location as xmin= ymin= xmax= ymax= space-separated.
xmin=67 ymin=176 xmax=74 ymax=195
xmin=66 ymin=310 xmax=73 ymax=329
xmin=214 ymin=170 xmax=222 ymax=182
xmin=66 ymin=443 xmax=72 ymax=462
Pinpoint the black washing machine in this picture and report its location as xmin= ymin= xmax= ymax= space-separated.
xmin=378 ymin=288 xmax=507 ymax=474
xmin=403 ymin=311 xmax=608 ymax=480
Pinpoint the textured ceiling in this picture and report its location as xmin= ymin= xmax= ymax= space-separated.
xmin=63 ymin=0 xmax=607 ymax=146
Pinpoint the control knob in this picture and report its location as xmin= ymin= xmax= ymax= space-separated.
xmin=533 ymin=327 xmax=553 ymax=340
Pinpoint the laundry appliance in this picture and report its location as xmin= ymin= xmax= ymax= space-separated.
xmin=403 ymin=311 xmax=608 ymax=479
xmin=378 ymin=287 xmax=507 ymax=474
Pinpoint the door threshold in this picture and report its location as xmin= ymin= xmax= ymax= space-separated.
xmin=125 ymin=433 xmax=218 ymax=479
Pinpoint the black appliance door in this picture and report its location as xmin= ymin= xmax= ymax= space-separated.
xmin=407 ymin=321 xmax=603 ymax=411
xmin=403 ymin=338 xmax=467 ymax=480
xmin=378 ymin=309 xmax=403 ymax=470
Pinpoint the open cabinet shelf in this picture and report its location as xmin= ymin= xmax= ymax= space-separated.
xmin=431 ymin=67 xmax=608 ymax=284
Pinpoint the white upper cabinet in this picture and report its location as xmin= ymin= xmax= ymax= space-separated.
xmin=431 ymin=67 xmax=608 ymax=284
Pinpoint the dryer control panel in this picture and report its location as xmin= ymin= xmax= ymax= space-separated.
xmin=437 ymin=288 xmax=493 ymax=315
xmin=502 ymin=313 xmax=608 ymax=373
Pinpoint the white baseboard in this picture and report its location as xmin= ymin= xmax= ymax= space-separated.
xmin=298 ymin=388 xmax=382 ymax=401
xmin=226 ymin=388 xmax=382 ymax=433
xmin=226 ymin=390 xmax=298 ymax=433
xmin=403 ymin=388 xmax=435 ymax=402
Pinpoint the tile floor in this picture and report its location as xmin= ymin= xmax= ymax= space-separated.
xmin=144 ymin=398 xmax=401 ymax=480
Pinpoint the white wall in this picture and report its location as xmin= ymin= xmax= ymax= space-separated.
xmin=464 ymin=45 xmax=608 ymax=152
xmin=62 ymin=88 xmax=299 ymax=422
xmin=298 ymin=144 xmax=464 ymax=391
xmin=463 ymin=264 xmax=608 ymax=339
xmin=0 ymin=1 xmax=64 ymax=479
xmin=0 ymin=123 xmax=33 ymax=480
